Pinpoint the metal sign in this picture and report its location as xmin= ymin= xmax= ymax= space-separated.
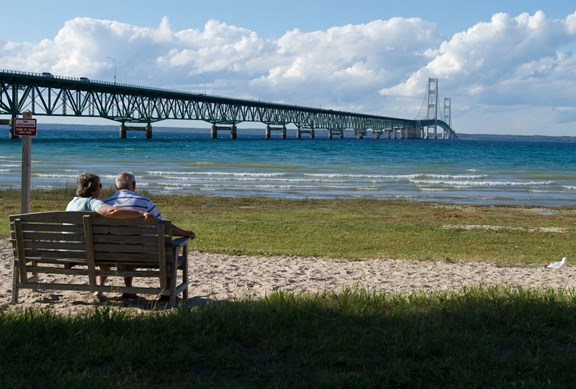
xmin=14 ymin=118 xmax=37 ymax=136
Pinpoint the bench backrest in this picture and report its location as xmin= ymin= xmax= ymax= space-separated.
xmin=9 ymin=211 xmax=174 ymax=268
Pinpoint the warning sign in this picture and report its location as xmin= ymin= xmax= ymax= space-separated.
xmin=13 ymin=118 xmax=37 ymax=136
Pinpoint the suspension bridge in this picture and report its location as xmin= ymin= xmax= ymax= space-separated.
xmin=0 ymin=70 xmax=455 ymax=140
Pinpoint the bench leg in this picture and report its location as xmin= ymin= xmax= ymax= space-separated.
xmin=182 ymin=255 xmax=189 ymax=301
xmin=11 ymin=263 xmax=19 ymax=304
xmin=169 ymin=272 xmax=177 ymax=307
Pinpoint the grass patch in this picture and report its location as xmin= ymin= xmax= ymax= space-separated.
xmin=2 ymin=190 xmax=575 ymax=265
xmin=2 ymin=286 xmax=576 ymax=387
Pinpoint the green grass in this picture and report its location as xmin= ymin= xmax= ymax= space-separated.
xmin=3 ymin=190 xmax=576 ymax=386
xmin=3 ymin=189 xmax=576 ymax=265
xmin=2 ymin=286 xmax=576 ymax=387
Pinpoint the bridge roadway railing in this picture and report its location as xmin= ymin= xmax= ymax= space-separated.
xmin=0 ymin=69 xmax=455 ymax=139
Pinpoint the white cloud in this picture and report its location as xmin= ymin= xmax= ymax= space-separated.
xmin=1 ymin=11 xmax=576 ymax=135
xmin=159 ymin=19 xmax=267 ymax=74
xmin=564 ymin=11 xmax=576 ymax=34
xmin=380 ymin=11 xmax=576 ymax=107
xmin=261 ymin=18 xmax=438 ymax=87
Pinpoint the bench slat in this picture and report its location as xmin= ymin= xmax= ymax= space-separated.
xmin=21 ymin=258 xmax=89 ymax=265
xmin=93 ymin=243 xmax=160 ymax=254
xmin=92 ymin=225 xmax=158 ymax=235
xmin=20 ymin=232 xmax=85 ymax=242
xmin=21 ymin=241 xmax=87 ymax=251
xmin=21 ymin=250 xmax=89 ymax=260
xmin=92 ymin=234 xmax=158 ymax=245
xmin=94 ymin=252 xmax=163 ymax=262
xmin=16 ymin=222 xmax=84 ymax=233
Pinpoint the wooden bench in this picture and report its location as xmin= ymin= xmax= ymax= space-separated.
xmin=9 ymin=211 xmax=191 ymax=307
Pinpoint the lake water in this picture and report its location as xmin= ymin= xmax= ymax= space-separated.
xmin=1 ymin=124 xmax=575 ymax=206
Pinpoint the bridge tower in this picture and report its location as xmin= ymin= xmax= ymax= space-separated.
xmin=443 ymin=98 xmax=452 ymax=139
xmin=425 ymin=77 xmax=439 ymax=139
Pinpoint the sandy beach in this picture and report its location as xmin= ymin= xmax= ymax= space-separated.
xmin=1 ymin=237 xmax=574 ymax=314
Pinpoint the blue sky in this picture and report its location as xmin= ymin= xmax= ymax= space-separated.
xmin=1 ymin=0 xmax=576 ymax=135
xmin=2 ymin=0 xmax=572 ymax=42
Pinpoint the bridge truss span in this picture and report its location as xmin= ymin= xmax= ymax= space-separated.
xmin=0 ymin=70 xmax=456 ymax=139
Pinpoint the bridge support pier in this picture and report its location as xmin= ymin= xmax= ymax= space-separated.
xmin=265 ymin=125 xmax=286 ymax=139
xmin=328 ymin=129 xmax=344 ymax=139
xmin=211 ymin=124 xmax=237 ymax=139
xmin=373 ymin=131 xmax=381 ymax=139
xmin=0 ymin=118 xmax=14 ymax=139
xmin=355 ymin=131 xmax=365 ymax=140
xmin=297 ymin=128 xmax=314 ymax=139
xmin=423 ymin=126 xmax=438 ymax=140
xmin=119 ymin=123 xmax=152 ymax=139
xmin=6 ymin=115 xmax=19 ymax=139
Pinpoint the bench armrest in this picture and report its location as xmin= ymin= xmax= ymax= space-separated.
xmin=172 ymin=236 xmax=192 ymax=248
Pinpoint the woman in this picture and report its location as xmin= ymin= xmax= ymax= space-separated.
xmin=66 ymin=172 xmax=155 ymax=301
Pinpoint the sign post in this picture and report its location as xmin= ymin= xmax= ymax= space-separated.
xmin=15 ymin=111 xmax=36 ymax=213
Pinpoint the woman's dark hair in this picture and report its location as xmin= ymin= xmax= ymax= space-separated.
xmin=76 ymin=172 xmax=101 ymax=197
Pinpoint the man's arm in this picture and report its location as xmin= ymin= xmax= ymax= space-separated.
xmin=97 ymin=204 xmax=155 ymax=221
xmin=171 ymin=223 xmax=195 ymax=238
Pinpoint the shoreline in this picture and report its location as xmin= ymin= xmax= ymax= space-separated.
xmin=2 ymin=238 xmax=574 ymax=315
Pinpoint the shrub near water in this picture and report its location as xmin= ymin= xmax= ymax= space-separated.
xmin=2 ymin=286 xmax=576 ymax=387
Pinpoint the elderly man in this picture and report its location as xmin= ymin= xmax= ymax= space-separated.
xmin=104 ymin=171 xmax=195 ymax=299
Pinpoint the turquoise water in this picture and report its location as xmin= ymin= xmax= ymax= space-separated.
xmin=1 ymin=124 xmax=576 ymax=206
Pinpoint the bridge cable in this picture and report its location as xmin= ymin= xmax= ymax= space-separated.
xmin=413 ymin=84 xmax=429 ymax=121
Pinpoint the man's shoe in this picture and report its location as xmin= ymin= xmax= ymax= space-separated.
xmin=94 ymin=291 xmax=107 ymax=302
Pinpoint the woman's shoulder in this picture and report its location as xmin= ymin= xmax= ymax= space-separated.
xmin=66 ymin=196 xmax=85 ymax=211
xmin=66 ymin=196 xmax=105 ymax=212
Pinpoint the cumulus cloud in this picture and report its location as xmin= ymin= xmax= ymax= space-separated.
xmin=255 ymin=18 xmax=438 ymax=100
xmin=1 ymin=10 xmax=576 ymax=134
xmin=380 ymin=11 xmax=576 ymax=109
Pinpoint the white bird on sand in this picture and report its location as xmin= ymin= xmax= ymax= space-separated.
xmin=546 ymin=257 xmax=567 ymax=269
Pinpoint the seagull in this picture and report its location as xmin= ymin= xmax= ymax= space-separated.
xmin=546 ymin=257 xmax=567 ymax=269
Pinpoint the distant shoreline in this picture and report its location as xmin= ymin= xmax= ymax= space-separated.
xmin=2 ymin=123 xmax=575 ymax=142
xmin=457 ymin=133 xmax=576 ymax=142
